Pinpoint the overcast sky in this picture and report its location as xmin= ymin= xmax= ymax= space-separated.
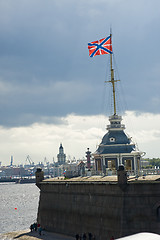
xmin=0 ymin=0 xmax=160 ymax=165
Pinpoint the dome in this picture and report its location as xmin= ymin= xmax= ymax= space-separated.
xmin=101 ymin=130 xmax=131 ymax=145
xmin=95 ymin=130 xmax=135 ymax=155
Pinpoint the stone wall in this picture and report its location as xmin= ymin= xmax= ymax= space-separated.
xmin=37 ymin=181 xmax=160 ymax=240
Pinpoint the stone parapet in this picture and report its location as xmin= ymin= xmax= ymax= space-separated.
xmin=37 ymin=177 xmax=160 ymax=240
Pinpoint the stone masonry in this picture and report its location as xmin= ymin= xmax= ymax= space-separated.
xmin=36 ymin=175 xmax=160 ymax=240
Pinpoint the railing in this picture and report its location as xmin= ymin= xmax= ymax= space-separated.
xmin=140 ymin=169 xmax=160 ymax=175
xmin=107 ymin=124 xmax=125 ymax=129
xmin=109 ymin=115 xmax=122 ymax=120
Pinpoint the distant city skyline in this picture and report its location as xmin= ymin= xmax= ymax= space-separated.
xmin=0 ymin=0 xmax=160 ymax=164
xmin=0 ymin=111 xmax=160 ymax=166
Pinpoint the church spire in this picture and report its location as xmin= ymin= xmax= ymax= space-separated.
xmin=57 ymin=143 xmax=66 ymax=165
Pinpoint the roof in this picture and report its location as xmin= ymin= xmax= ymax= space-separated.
xmin=101 ymin=130 xmax=131 ymax=145
xmin=94 ymin=130 xmax=136 ymax=154
xmin=95 ymin=144 xmax=135 ymax=154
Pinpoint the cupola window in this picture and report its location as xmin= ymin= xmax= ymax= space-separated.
xmin=109 ymin=137 xmax=115 ymax=142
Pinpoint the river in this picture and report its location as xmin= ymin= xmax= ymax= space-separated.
xmin=0 ymin=182 xmax=40 ymax=234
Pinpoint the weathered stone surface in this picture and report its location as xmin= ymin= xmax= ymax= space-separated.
xmin=37 ymin=177 xmax=160 ymax=240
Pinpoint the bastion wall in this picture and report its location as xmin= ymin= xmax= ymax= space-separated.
xmin=37 ymin=180 xmax=160 ymax=240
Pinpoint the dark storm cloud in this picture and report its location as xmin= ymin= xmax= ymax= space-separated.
xmin=0 ymin=0 xmax=160 ymax=127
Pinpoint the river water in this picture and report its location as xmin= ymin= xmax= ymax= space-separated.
xmin=0 ymin=182 xmax=40 ymax=234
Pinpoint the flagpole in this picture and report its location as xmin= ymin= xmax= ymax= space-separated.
xmin=110 ymin=32 xmax=117 ymax=115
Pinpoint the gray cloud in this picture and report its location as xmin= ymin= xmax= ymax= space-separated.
xmin=0 ymin=0 xmax=160 ymax=127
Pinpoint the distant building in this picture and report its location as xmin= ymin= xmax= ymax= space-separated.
xmin=2 ymin=166 xmax=26 ymax=177
xmin=10 ymin=156 xmax=13 ymax=166
xmin=57 ymin=143 xmax=66 ymax=165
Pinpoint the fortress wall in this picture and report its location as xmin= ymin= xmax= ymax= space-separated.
xmin=37 ymin=181 xmax=160 ymax=240
xmin=121 ymin=183 xmax=160 ymax=235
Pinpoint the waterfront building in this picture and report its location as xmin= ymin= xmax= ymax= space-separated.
xmin=57 ymin=143 xmax=66 ymax=165
xmin=93 ymin=114 xmax=142 ymax=175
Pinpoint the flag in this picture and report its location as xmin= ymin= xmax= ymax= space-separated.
xmin=88 ymin=36 xmax=112 ymax=57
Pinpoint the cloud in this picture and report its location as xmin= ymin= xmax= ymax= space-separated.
xmin=0 ymin=113 xmax=105 ymax=165
xmin=0 ymin=111 xmax=160 ymax=165
xmin=123 ymin=111 xmax=160 ymax=156
xmin=0 ymin=0 xmax=160 ymax=164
